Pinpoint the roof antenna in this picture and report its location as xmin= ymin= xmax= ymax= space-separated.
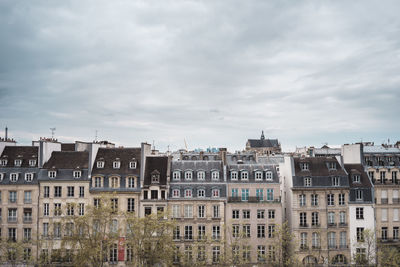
xmin=5 ymin=126 xmax=8 ymax=139
xmin=50 ymin=128 xmax=56 ymax=139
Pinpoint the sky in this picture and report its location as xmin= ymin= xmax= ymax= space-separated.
xmin=1 ymin=0 xmax=400 ymax=152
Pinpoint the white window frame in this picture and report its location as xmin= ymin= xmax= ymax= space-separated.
xmin=212 ymin=189 xmax=220 ymax=198
xmin=127 ymin=177 xmax=135 ymax=188
xmin=0 ymin=173 xmax=3 ymax=181
xmin=173 ymin=171 xmax=181 ymax=181
xmin=185 ymin=171 xmax=193 ymax=180
xmin=113 ymin=161 xmax=120 ymax=169
xmin=10 ymin=173 xmax=19 ymax=182
xmin=255 ymin=171 xmax=263 ymax=181
xmin=211 ymin=171 xmax=219 ymax=180
xmin=332 ymin=177 xmax=340 ymax=186
xmin=241 ymin=171 xmax=249 ymax=180
xmin=25 ymin=173 xmax=33 ymax=182
xmin=197 ymin=189 xmax=205 ymax=198
xmin=48 ymin=171 xmax=56 ymax=178
xmin=265 ymin=171 xmax=273 ymax=181
xmin=73 ymin=171 xmax=81 ymax=178
xmin=197 ymin=171 xmax=205 ymax=180
xmin=97 ymin=161 xmax=104 ymax=168
xmin=353 ymin=175 xmax=361 ymax=183
xmin=29 ymin=159 xmax=36 ymax=167
xmin=129 ymin=161 xmax=137 ymax=169
xmin=230 ymin=171 xmax=238 ymax=180
xmin=172 ymin=189 xmax=180 ymax=198
xmin=14 ymin=159 xmax=22 ymax=167
xmin=184 ymin=189 xmax=193 ymax=198
xmin=1 ymin=159 xmax=8 ymax=166
xmin=304 ymin=177 xmax=312 ymax=187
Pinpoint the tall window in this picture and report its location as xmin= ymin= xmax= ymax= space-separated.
xmin=213 ymin=205 xmax=220 ymax=218
xmin=339 ymin=193 xmax=345 ymax=205
xmin=356 ymin=208 xmax=364 ymax=219
xmin=212 ymin=226 xmax=220 ymax=240
xmin=212 ymin=246 xmax=220 ymax=263
xmin=44 ymin=186 xmax=49 ymax=198
xmin=340 ymin=231 xmax=347 ymax=248
xmin=339 ymin=211 xmax=346 ymax=224
xmin=300 ymin=232 xmax=307 ymax=249
xmin=312 ymin=212 xmax=319 ymax=226
xmin=43 ymin=204 xmax=49 ymax=216
xmin=328 ymin=212 xmax=335 ymax=224
xmin=241 ymin=189 xmax=249 ymax=201
xmin=184 ymin=205 xmax=193 ymax=218
xmin=266 ymin=189 xmax=274 ymax=201
xmin=127 ymin=177 xmax=135 ymax=188
xmin=328 ymin=232 xmax=336 ymax=248
xmin=357 ymin=227 xmax=364 ymax=241
xmin=172 ymin=205 xmax=180 ymax=218
xmin=110 ymin=177 xmax=119 ymax=188
xmin=312 ymin=232 xmax=320 ymax=248
xmin=356 ymin=190 xmax=363 ymax=201
xmin=242 ymin=225 xmax=250 ymax=238
xmin=299 ymin=194 xmax=306 ymax=206
xmin=198 ymin=205 xmax=205 ymax=218
xmin=79 ymin=186 xmax=84 ymax=197
xmin=268 ymin=224 xmax=275 ymax=238
xmin=67 ymin=186 xmax=74 ymax=197
xmin=94 ymin=177 xmax=101 ymax=188
xmin=300 ymin=212 xmax=307 ymax=226
xmin=231 ymin=188 xmax=238 ymax=197
xmin=257 ymin=225 xmax=265 ymax=238
xmin=127 ymin=198 xmax=135 ymax=213
xmin=256 ymin=189 xmax=263 ymax=200
xmin=327 ymin=194 xmax=334 ymax=206
xmin=332 ymin=177 xmax=340 ymax=186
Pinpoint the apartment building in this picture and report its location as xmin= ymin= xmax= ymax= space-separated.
xmin=169 ymin=159 xmax=226 ymax=265
xmin=286 ymin=157 xmax=351 ymax=265
xmin=0 ymin=144 xmax=39 ymax=261
xmin=226 ymin=153 xmax=282 ymax=264
xmin=364 ymin=145 xmax=400 ymax=249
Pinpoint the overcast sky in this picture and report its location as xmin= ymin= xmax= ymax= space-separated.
xmin=1 ymin=1 xmax=400 ymax=152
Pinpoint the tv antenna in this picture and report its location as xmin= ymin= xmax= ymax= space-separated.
xmin=50 ymin=128 xmax=56 ymax=139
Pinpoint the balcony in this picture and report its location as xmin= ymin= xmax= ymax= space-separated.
xmin=393 ymin=198 xmax=400 ymax=204
xmin=328 ymin=223 xmax=337 ymax=228
xmin=311 ymin=224 xmax=321 ymax=228
xmin=9 ymin=198 xmax=17 ymax=203
xmin=381 ymin=198 xmax=388 ymax=204
xmin=228 ymin=196 xmax=281 ymax=203
xmin=24 ymin=198 xmax=32 ymax=204
xmin=23 ymin=216 xmax=32 ymax=223
xmin=338 ymin=222 xmax=348 ymax=227
xmin=299 ymin=223 xmax=308 ymax=228
xmin=328 ymin=245 xmax=337 ymax=249
xmin=312 ymin=245 xmax=321 ymax=250
xmin=8 ymin=216 xmax=17 ymax=223
xmin=299 ymin=245 xmax=308 ymax=250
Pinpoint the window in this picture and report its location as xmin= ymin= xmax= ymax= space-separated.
xmin=173 ymin=226 xmax=180 ymax=240
xmin=8 ymin=208 xmax=17 ymax=222
xmin=184 ymin=225 xmax=193 ymax=240
xmin=25 ymin=173 xmax=33 ymax=182
xmin=109 ymin=244 xmax=118 ymax=263
xmin=8 ymin=228 xmax=17 ymax=242
xmin=212 ymin=188 xmax=220 ymax=198
xmin=312 ymin=212 xmax=319 ymax=226
xmin=382 ymin=227 xmax=388 ymax=240
xmin=328 ymin=162 xmax=336 ymax=170
xmin=231 ymin=188 xmax=238 ymax=197
xmin=172 ymin=171 xmax=181 ymax=180
xmin=211 ymin=171 xmax=219 ymax=180
xmin=198 ymin=205 xmax=205 ymax=218
xmin=268 ymin=209 xmax=275 ymax=219
xmin=243 ymin=210 xmax=250 ymax=219
xmin=243 ymin=246 xmax=251 ymax=262
xmin=97 ymin=161 xmax=104 ymax=168
xmin=257 ymin=225 xmax=265 ymax=238
xmin=198 ymin=245 xmax=205 ymax=261
xmin=312 ymin=232 xmax=320 ymax=248
xmin=304 ymin=177 xmax=312 ymax=186
xmin=151 ymin=173 xmax=159 ymax=183
xmin=356 ymin=190 xmax=363 ymax=201
xmin=172 ymin=205 xmax=180 ymax=218
xmin=73 ymin=171 xmax=81 ymax=178
xmin=54 ymin=186 xmax=62 ymax=197
xmin=393 ymin=171 xmax=398 ymax=183
xmin=113 ymin=161 xmax=120 ymax=169
xmin=110 ymin=177 xmax=119 ymax=188
xmin=241 ymin=171 xmax=248 ymax=180
xmin=328 ymin=212 xmax=335 ymax=224
xmin=29 ymin=159 xmax=36 ymax=167
xmin=380 ymin=171 xmax=386 ymax=182
xmin=24 ymin=191 xmax=31 ymax=203
xmin=257 ymin=245 xmax=266 ymax=262
xmin=184 ymin=245 xmax=192 ymax=263
xmin=67 ymin=186 xmax=74 ymax=197
xmin=79 ymin=186 xmax=84 ymax=197
xmin=327 ymin=194 xmax=334 ymax=206
xmin=197 ymin=189 xmax=205 ymax=198
xmin=232 ymin=225 xmax=239 ymax=238
xmin=394 ymin=227 xmax=399 ymax=240
xmin=10 ymin=173 xmax=18 ymax=182
xmin=241 ymin=189 xmax=249 ymax=201
xmin=185 ymin=171 xmax=193 ymax=180
xmin=242 ymin=224 xmax=250 ymax=238
xmin=0 ymin=173 xmax=3 ymax=181
xmin=54 ymin=203 xmax=61 ymax=216
xmin=311 ymin=194 xmax=318 ymax=206
xmin=382 ymin=209 xmax=388 ymax=222
xmin=23 ymin=208 xmax=32 ymax=222
xmin=94 ymin=177 xmax=102 ymax=188
xmin=185 ymin=189 xmax=192 ymax=198
xmin=9 ymin=191 xmax=17 ymax=203
xmin=266 ymin=171 xmax=273 ymax=181
xmin=127 ymin=198 xmax=135 ymax=212
xmin=14 ymin=159 xmax=22 ymax=167
xmin=172 ymin=189 xmax=180 ymax=198
xmin=0 ymin=159 xmax=7 ymax=166
xmin=111 ymin=198 xmax=118 ymax=212
xmin=353 ymin=174 xmax=361 ymax=183
xmin=232 ymin=210 xmax=239 ymax=219
xmin=43 ymin=203 xmax=49 ymax=216
xmin=257 ymin=209 xmax=265 ymax=219
xmin=268 ymin=224 xmax=275 ymax=238
xmin=299 ymin=194 xmax=306 ymax=206
xmin=184 ymin=205 xmax=193 ymax=218
xmin=332 ymin=177 xmax=340 ymax=186
xmin=339 ymin=193 xmax=345 ymax=205
xmin=300 ymin=162 xmax=309 ymax=171
xmin=212 ymin=226 xmax=220 ymax=240
xmin=212 ymin=246 xmax=220 ymax=263
xmin=44 ymin=186 xmax=49 ymax=198
xmin=356 ymin=207 xmax=364 ymax=219
xmin=300 ymin=232 xmax=307 ymax=249
xmin=394 ymin=209 xmax=399 ymax=221
xmin=48 ymin=171 xmax=56 ymax=178
xmin=328 ymin=232 xmax=336 ymax=248
xmin=255 ymin=171 xmax=263 ymax=181
xmin=230 ymin=171 xmax=238 ymax=180
xmin=207 ymin=204 xmax=217 ymax=219
xmin=129 ymin=161 xmax=136 ymax=169
xmin=43 ymin=223 xmax=49 ymax=237
xmin=339 ymin=211 xmax=346 ymax=224
xmin=300 ymin=212 xmax=307 ymax=226
xmin=197 ymin=171 xmax=206 ymax=181
xmin=357 ymin=227 xmax=364 ymax=241
xmin=267 ymin=189 xmax=274 ymax=201
xmin=256 ymin=189 xmax=263 ymax=200
xmin=67 ymin=203 xmax=74 ymax=216
xmin=368 ymin=171 xmax=374 ymax=179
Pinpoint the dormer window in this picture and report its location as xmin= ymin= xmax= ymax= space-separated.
xmin=151 ymin=174 xmax=160 ymax=184
xmin=255 ymin=171 xmax=263 ymax=181
xmin=197 ymin=171 xmax=205 ymax=180
xmin=14 ymin=160 xmax=22 ymax=167
xmin=198 ymin=189 xmax=205 ymax=197
xmin=184 ymin=189 xmax=192 ymax=198
xmin=25 ymin=173 xmax=33 ymax=182
xmin=48 ymin=171 xmax=56 ymax=178
xmin=129 ymin=161 xmax=137 ymax=169
xmin=353 ymin=175 xmax=361 ymax=183
xmin=230 ymin=171 xmax=238 ymax=180
xmin=0 ymin=159 xmax=7 ymax=166
xmin=304 ymin=177 xmax=312 ymax=187
xmin=97 ymin=161 xmax=104 ymax=168
xmin=10 ymin=173 xmax=19 ymax=182
xmin=356 ymin=190 xmax=363 ymax=201
xmin=73 ymin=171 xmax=82 ymax=178
xmin=328 ymin=162 xmax=336 ymax=170
xmin=300 ymin=163 xmax=309 ymax=171
xmin=185 ymin=171 xmax=193 ymax=180
xmin=94 ymin=177 xmax=102 ymax=188
xmin=110 ymin=177 xmax=119 ymax=188
xmin=0 ymin=173 xmax=4 ymax=181
xmin=211 ymin=171 xmax=219 ymax=180
xmin=241 ymin=171 xmax=249 ymax=180
xmin=332 ymin=177 xmax=340 ymax=186
xmin=172 ymin=189 xmax=180 ymax=198
xmin=212 ymin=189 xmax=220 ymax=198
xmin=266 ymin=171 xmax=273 ymax=181
xmin=113 ymin=161 xmax=120 ymax=169
xmin=29 ymin=160 xmax=36 ymax=167
xmin=172 ymin=171 xmax=181 ymax=181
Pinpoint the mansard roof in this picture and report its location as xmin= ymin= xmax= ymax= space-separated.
xmin=171 ymin=160 xmax=223 ymax=172
xmin=344 ymin=164 xmax=373 ymax=188
xmin=43 ymin=151 xmax=89 ymax=169
xmin=0 ymin=146 xmax=38 ymax=167
xmin=92 ymin=147 xmax=141 ymax=175
xmin=247 ymin=139 xmax=279 ymax=148
xmin=293 ymin=157 xmax=347 ymax=177
xmin=364 ymin=146 xmax=400 ymax=154
xmin=144 ymin=156 xmax=169 ymax=186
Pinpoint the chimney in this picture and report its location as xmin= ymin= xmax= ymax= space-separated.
xmin=5 ymin=126 xmax=8 ymax=140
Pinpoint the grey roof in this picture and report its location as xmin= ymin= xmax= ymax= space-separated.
xmin=247 ymin=138 xmax=279 ymax=148
xmin=92 ymin=147 xmax=141 ymax=176
xmin=257 ymin=155 xmax=284 ymax=164
xmin=227 ymin=163 xmax=279 ymax=183
xmin=0 ymin=146 xmax=38 ymax=167
xmin=292 ymin=175 xmax=349 ymax=188
xmin=171 ymin=160 xmax=223 ymax=172
xmin=38 ymin=169 xmax=89 ymax=181
xmin=364 ymin=146 xmax=400 ymax=154
xmin=43 ymin=151 xmax=89 ymax=169
xmin=169 ymin=184 xmax=227 ymax=199
xmin=314 ymin=147 xmax=341 ymax=155
xmin=0 ymin=167 xmax=39 ymax=185
xmin=226 ymin=153 xmax=256 ymax=164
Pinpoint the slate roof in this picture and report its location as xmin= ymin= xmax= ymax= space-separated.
xmin=247 ymin=139 xmax=279 ymax=148
xmin=364 ymin=146 xmax=400 ymax=154
xmin=92 ymin=147 xmax=141 ymax=175
xmin=226 ymin=153 xmax=256 ymax=164
xmin=171 ymin=161 xmax=222 ymax=172
xmin=293 ymin=157 xmax=347 ymax=177
xmin=344 ymin=164 xmax=373 ymax=188
xmin=227 ymin=163 xmax=279 ymax=183
xmin=144 ymin=156 xmax=169 ymax=186
xmin=43 ymin=151 xmax=89 ymax=169
xmin=0 ymin=168 xmax=39 ymax=185
xmin=0 ymin=146 xmax=38 ymax=167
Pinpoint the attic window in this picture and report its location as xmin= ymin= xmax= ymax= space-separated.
xmin=197 ymin=171 xmax=205 ymax=180
xmin=29 ymin=160 xmax=36 ymax=167
xmin=255 ymin=171 xmax=263 ymax=181
xmin=304 ymin=177 xmax=312 ymax=187
xmin=332 ymin=177 xmax=340 ymax=186
xmin=328 ymin=162 xmax=336 ymax=170
xmin=48 ymin=171 xmax=56 ymax=178
xmin=185 ymin=171 xmax=193 ymax=180
xmin=97 ymin=161 xmax=104 ymax=168
xmin=73 ymin=171 xmax=82 ymax=178
xmin=266 ymin=171 xmax=273 ymax=181
xmin=129 ymin=161 xmax=137 ymax=169
xmin=241 ymin=171 xmax=249 ymax=180
xmin=113 ymin=161 xmax=120 ymax=169
xmin=25 ymin=173 xmax=33 ymax=182
xmin=172 ymin=171 xmax=181 ymax=180
xmin=300 ymin=163 xmax=309 ymax=171
xmin=0 ymin=159 xmax=7 ymax=166
xmin=211 ymin=171 xmax=219 ymax=180
xmin=14 ymin=160 xmax=22 ymax=167
xmin=151 ymin=170 xmax=160 ymax=184
xmin=230 ymin=171 xmax=238 ymax=180
xmin=10 ymin=173 xmax=19 ymax=182
xmin=353 ymin=175 xmax=361 ymax=183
